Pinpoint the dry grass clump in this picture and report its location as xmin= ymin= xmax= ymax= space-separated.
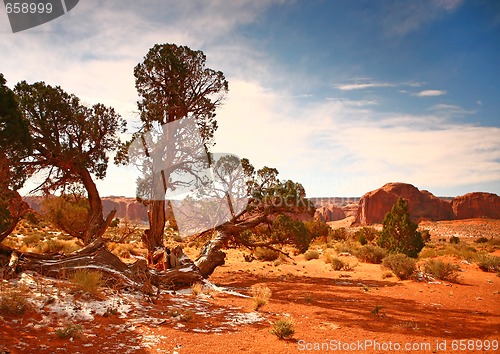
xmin=0 ymin=284 xmax=30 ymax=315
xmin=423 ymin=259 xmax=460 ymax=282
xmin=271 ymin=317 xmax=295 ymax=339
xmin=475 ymin=254 xmax=500 ymax=273
xmin=356 ymin=244 xmax=387 ymax=264
xmin=304 ymin=249 xmax=320 ymax=261
xmin=70 ymin=269 xmax=104 ymax=296
xmin=34 ymin=239 xmax=82 ymax=254
xmin=382 ymin=254 xmax=416 ymax=280
xmin=55 ymin=324 xmax=83 ymax=339
xmin=254 ymin=247 xmax=280 ymax=261
xmin=191 ymin=282 xmax=204 ymax=296
xmin=250 ymin=284 xmax=272 ymax=310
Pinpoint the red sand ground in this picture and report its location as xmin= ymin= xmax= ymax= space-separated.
xmin=1 ymin=219 xmax=500 ymax=354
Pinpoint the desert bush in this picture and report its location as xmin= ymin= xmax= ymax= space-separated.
xmin=356 ymin=245 xmax=387 ymax=264
xmin=254 ymin=247 xmax=280 ymax=261
xmin=377 ymin=198 xmax=424 ymax=258
xmin=382 ymin=254 xmax=416 ymax=280
xmin=475 ymin=254 xmax=500 ymax=273
xmin=271 ymin=214 xmax=312 ymax=253
xmin=444 ymin=243 xmax=477 ymax=261
xmin=304 ymin=249 xmax=320 ymax=261
xmin=354 ymin=227 xmax=379 ymax=244
xmin=250 ymin=284 xmax=272 ymax=310
xmin=475 ymin=237 xmax=489 ymax=244
xmin=335 ymin=241 xmax=358 ymax=255
xmin=381 ymin=271 xmax=394 ymax=279
xmin=0 ymin=284 xmax=30 ymax=315
xmin=34 ymin=239 xmax=82 ymax=254
xmin=41 ymin=192 xmax=90 ymax=240
xmin=420 ymin=229 xmax=431 ymax=243
xmin=55 ymin=324 xmax=83 ymax=339
xmin=328 ymin=227 xmax=348 ymax=242
xmin=419 ymin=246 xmax=440 ymax=259
xmin=331 ymin=257 xmax=345 ymax=271
xmin=70 ymin=269 xmax=104 ymax=295
xmin=22 ymin=233 xmax=41 ymax=247
xmin=423 ymin=259 xmax=460 ymax=282
xmin=449 ymin=236 xmax=460 ymax=244
xmin=271 ymin=317 xmax=295 ymax=339
xmin=304 ymin=220 xmax=330 ymax=239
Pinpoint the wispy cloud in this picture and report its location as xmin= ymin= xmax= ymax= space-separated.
xmin=380 ymin=0 xmax=463 ymax=37
xmin=429 ymin=104 xmax=475 ymax=116
xmin=334 ymin=82 xmax=394 ymax=91
xmin=414 ymin=89 xmax=447 ymax=97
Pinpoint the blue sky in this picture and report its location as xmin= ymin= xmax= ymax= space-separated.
xmin=1 ymin=0 xmax=499 ymax=197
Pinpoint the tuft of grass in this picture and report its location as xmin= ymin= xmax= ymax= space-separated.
xmin=270 ymin=317 xmax=295 ymax=339
xmin=382 ymin=254 xmax=416 ymax=280
xmin=191 ymin=282 xmax=203 ymax=296
xmin=70 ymin=269 xmax=104 ymax=296
xmin=382 ymin=271 xmax=394 ymax=279
xmin=371 ymin=305 xmax=384 ymax=316
xmin=475 ymin=254 xmax=500 ymax=273
xmin=356 ymin=245 xmax=387 ymax=264
xmin=423 ymin=259 xmax=460 ymax=282
xmin=331 ymin=257 xmax=345 ymax=271
xmin=250 ymin=284 xmax=272 ymax=311
xmin=0 ymin=284 xmax=30 ymax=315
xmin=304 ymin=249 xmax=320 ymax=261
xmin=55 ymin=324 xmax=83 ymax=339
xmin=254 ymin=247 xmax=280 ymax=262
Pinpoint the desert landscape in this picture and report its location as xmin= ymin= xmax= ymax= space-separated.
xmin=1 ymin=183 xmax=499 ymax=354
xmin=1 ymin=2 xmax=500 ymax=353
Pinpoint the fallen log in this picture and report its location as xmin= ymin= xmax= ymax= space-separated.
xmin=1 ymin=238 xmax=203 ymax=291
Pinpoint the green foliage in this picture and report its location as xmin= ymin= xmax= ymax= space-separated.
xmin=110 ymin=218 xmax=120 ymax=228
xmin=354 ymin=227 xmax=379 ymax=244
xmin=271 ymin=214 xmax=312 ymax=253
xmin=0 ymin=73 xmax=32 ymax=191
xmin=41 ymin=192 xmax=90 ymax=240
xmin=377 ymin=198 xmax=424 ymax=258
xmin=423 ymin=259 xmax=460 ymax=282
xmin=382 ymin=254 xmax=416 ymax=280
xmin=356 ymin=244 xmax=387 ymax=264
xmin=271 ymin=318 xmax=295 ymax=339
xmin=304 ymin=220 xmax=330 ymax=239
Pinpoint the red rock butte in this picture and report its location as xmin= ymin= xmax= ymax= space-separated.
xmin=354 ymin=182 xmax=500 ymax=225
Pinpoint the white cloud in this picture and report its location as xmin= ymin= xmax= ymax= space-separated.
xmin=334 ymin=82 xmax=394 ymax=91
xmin=429 ymin=104 xmax=475 ymax=116
xmin=414 ymin=89 xmax=447 ymax=97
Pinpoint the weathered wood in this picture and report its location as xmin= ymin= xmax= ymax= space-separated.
xmin=4 ymin=238 xmax=202 ymax=290
xmin=195 ymin=231 xmax=228 ymax=278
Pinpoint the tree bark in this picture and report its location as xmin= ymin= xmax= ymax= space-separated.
xmin=144 ymin=199 xmax=166 ymax=264
xmin=195 ymin=231 xmax=229 ymax=278
xmin=80 ymin=168 xmax=115 ymax=244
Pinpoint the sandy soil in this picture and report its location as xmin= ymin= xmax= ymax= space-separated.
xmin=1 ymin=219 xmax=499 ymax=354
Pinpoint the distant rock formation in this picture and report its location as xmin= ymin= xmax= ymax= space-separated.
xmin=24 ymin=196 xmax=149 ymax=223
xmin=354 ymin=182 xmax=454 ymax=225
xmin=452 ymin=192 xmax=500 ymax=219
xmin=314 ymin=205 xmax=346 ymax=222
